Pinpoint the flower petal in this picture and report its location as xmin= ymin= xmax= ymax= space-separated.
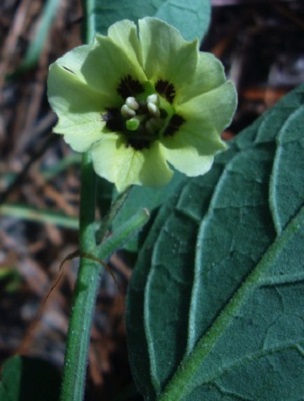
xmin=163 ymin=147 xmax=215 ymax=177
xmin=53 ymin=44 xmax=94 ymax=85
xmin=138 ymin=18 xmax=198 ymax=93
xmin=177 ymin=52 xmax=227 ymax=104
xmin=91 ymin=136 xmax=173 ymax=192
xmin=160 ymin=121 xmax=226 ymax=176
xmin=55 ymin=36 xmax=146 ymax=104
xmin=48 ymin=63 xmax=107 ymax=152
xmin=82 ymin=35 xmax=146 ymax=100
xmin=179 ymin=80 xmax=237 ymax=133
xmin=108 ymin=20 xmax=143 ymax=70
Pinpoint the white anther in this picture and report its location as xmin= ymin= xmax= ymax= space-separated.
xmin=126 ymin=97 xmax=139 ymax=111
xmin=121 ymin=104 xmax=136 ymax=118
xmin=145 ymin=118 xmax=159 ymax=134
xmin=147 ymin=94 xmax=159 ymax=105
xmin=147 ymin=102 xmax=160 ymax=118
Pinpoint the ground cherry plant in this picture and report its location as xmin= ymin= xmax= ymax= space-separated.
xmin=47 ymin=12 xmax=236 ymax=401
xmin=1 ymin=1 xmax=302 ymax=401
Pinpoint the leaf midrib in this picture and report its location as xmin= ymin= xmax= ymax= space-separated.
xmin=158 ymin=204 xmax=304 ymax=401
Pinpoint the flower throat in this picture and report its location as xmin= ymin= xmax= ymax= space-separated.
xmin=102 ymin=75 xmax=185 ymax=150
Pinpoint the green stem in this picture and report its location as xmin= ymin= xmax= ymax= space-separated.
xmin=60 ymin=4 xmax=104 ymax=400
xmin=81 ymin=0 xmax=96 ymax=44
xmin=60 ymin=154 xmax=149 ymax=401
xmin=60 ymin=153 xmax=99 ymax=401
xmin=95 ymin=187 xmax=132 ymax=244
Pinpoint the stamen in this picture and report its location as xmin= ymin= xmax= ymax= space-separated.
xmin=147 ymin=102 xmax=160 ymax=118
xmin=126 ymin=97 xmax=139 ymax=111
xmin=147 ymin=94 xmax=159 ymax=105
xmin=121 ymin=104 xmax=136 ymax=118
xmin=109 ymin=87 xmax=175 ymax=150
xmin=145 ymin=118 xmax=159 ymax=134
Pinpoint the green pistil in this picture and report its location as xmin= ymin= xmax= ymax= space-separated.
xmin=126 ymin=117 xmax=141 ymax=131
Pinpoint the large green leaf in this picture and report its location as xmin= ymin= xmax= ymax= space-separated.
xmin=126 ymin=84 xmax=304 ymax=400
xmin=83 ymin=0 xmax=211 ymax=41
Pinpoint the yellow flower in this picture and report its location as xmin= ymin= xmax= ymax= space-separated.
xmin=48 ymin=18 xmax=237 ymax=192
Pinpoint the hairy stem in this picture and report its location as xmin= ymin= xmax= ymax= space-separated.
xmin=60 ymin=153 xmax=99 ymax=401
xmin=60 ymin=155 xmax=149 ymax=401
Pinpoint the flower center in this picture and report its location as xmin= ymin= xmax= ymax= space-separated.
xmin=118 ymin=93 xmax=173 ymax=149
xmin=102 ymin=77 xmax=185 ymax=150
